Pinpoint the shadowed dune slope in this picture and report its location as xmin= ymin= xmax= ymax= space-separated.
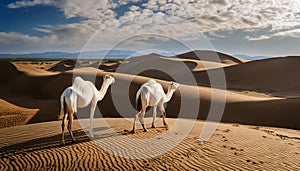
xmin=114 ymin=53 xmax=197 ymax=82
xmin=104 ymin=53 xmax=300 ymax=97
xmin=177 ymin=50 xmax=245 ymax=64
xmin=114 ymin=51 xmax=243 ymax=78
xmin=47 ymin=60 xmax=76 ymax=72
xmin=0 ymin=61 xmax=23 ymax=82
xmin=195 ymin=56 xmax=300 ymax=95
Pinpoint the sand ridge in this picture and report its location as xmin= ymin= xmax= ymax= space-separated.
xmin=0 ymin=118 xmax=299 ymax=170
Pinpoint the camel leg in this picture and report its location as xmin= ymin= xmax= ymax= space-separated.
xmin=151 ymin=106 xmax=157 ymax=128
xmin=159 ymin=104 xmax=168 ymax=128
xmin=139 ymin=111 xmax=148 ymax=132
xmin=162 ymin=112 xmax=169 ymax=128
xmin=131 ymin=111 xmax=141 ymax=134
xmin=89 ymin=103 xmax=96 ymax=138
xmin=68 ymin=113 xmax=75 ymax=143
xmin=61 ymin=113 xmax=68 ymax=145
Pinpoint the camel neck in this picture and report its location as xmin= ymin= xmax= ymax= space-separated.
xmin=97 ymin=81 xmax=110 ymax=101
xmin=165 ymin=88 xmax=175 ymax=102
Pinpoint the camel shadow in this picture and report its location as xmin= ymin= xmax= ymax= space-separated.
xmin=0 ymin=126 xmax=120 ymax=157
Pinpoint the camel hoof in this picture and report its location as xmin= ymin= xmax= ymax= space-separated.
xmin=88 ymin=133 xmax=94 ymax=138
xmin=72 ymin=139 xmax=76 ymax=143
xmin=143 ymin=129 xmax=148 ymax=132
xmin=164 ymin=124 xmax=169 ymax=129
xmin=151 ymin=125 xmax=156 ymax=128
xmin=130 ymin=130 xmax=135 ymax=134
xmin=62 ymin=141 xmax=65 ymax=145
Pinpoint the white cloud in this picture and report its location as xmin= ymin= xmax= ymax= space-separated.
xmin=245 ymin=35 xmax=271 ymax=41
xmin=273 ymin=29 xmax=300 ymax=37
xmin=246 ymin=28 xmax=300 ymax=41
xmin=7 ymin=0 xmax=115 ymax=19
xmin=4 ymin=0 xmax=300 ymax=53
xmin=0 ymin=29 xmax=90 ymax=53
xmin=0 ymin=32 xmax=42 ymax=53
xmin=0 ymin=32 xmax=40 ymax=43
xmin=7 ymin=0 xmax=58 ymax=9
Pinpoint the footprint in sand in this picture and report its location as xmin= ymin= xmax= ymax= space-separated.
xmin=246 ymin=159 xmax=257 ymax=165
xmin=223 ymin=129 xmax=230 ymax=133
xmin=221 ymin=135 xmax=228 ymax=142
xmin=246 ymin=159 xmax=263 ymax=165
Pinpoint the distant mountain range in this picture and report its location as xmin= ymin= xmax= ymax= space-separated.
xmin=0 ymin=50 xmax=177 ymax=59
xmin=0 ymin=50 xmax=137 ymax=58
xmin=234 ymin=54 xmax=272 ymax=60
xmin=0 ymin=49 xmax=274 ymax=60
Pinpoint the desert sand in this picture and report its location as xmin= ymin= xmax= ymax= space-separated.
xmin=0 ymin=50 xmax=300 ymax=170
xmin=1 ymin=118 xmax=299 ymax=170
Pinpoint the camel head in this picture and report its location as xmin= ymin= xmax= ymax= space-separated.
xmin=168 ymin=81 xmax=181 ymax=91
xmin=103 ymin=74 xmax=115 ymax=85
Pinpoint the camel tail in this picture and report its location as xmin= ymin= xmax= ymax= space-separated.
xmin=58 ymin=95 xmax=67 ymax=120
xmin=136 ymin=94 xmax=142 ymax=112
xmin=136 ymin=88 xmax=150 ymax=112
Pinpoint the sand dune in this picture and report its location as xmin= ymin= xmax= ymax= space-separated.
xmin=114 ymin=51 xmax=243 ymax=77
xmin=1 ymin=50 xmax=300 ymax=169
xmin=0 ymin=61 xmax=22 ymax=82
xmin=0 ymin=99 xmax=37 ymax=128
xmin=122 ymin=53 xmax=300 ymax=97
xmin=177 ymin=50 xmax=246 ymax=64
xmin=195 ymin=56 xmax=300 ymax=96
xmin=98 ymin=61 xmax=120 ymax=72
xmin=0 ymin=118 xmax=299 ymax=170
xmin=0 ymin=59 xmax=298 ymax=129
xmin=47 ymin=60 xmax=76 ymax=72
xmin=116 ymin=53 xmax=198 ymax=71
xmin=13 ymin=61 xmax=60 ymax=76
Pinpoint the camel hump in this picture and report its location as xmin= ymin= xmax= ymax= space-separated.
xmin=72 ymin=76 xmax=88 ymax=89
xmin=73 ymin=76 xmax=85 ymax=84
xmin=143 ymin=79 xmax=158 ymax=88
xmin=147 ymin=79 xmax=157 ymax=85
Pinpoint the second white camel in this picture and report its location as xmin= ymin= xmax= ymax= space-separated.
xmin=131 ymin=79 xmax=180 ymax=133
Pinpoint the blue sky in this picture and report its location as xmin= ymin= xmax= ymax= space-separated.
xmin=1 ymin=0 xmax=300 ymax=56
xmin=1 ymin=2 xmax=81 ymax=36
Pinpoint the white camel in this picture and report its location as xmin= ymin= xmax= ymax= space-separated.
xmin=131 ymin=79 xmax=180 ymax=133
xmin=59 ymin=75 xmax=115 ymax=145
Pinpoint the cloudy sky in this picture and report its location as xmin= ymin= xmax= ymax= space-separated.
xmin=1 ymin=0 xmax=300 ymax=56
